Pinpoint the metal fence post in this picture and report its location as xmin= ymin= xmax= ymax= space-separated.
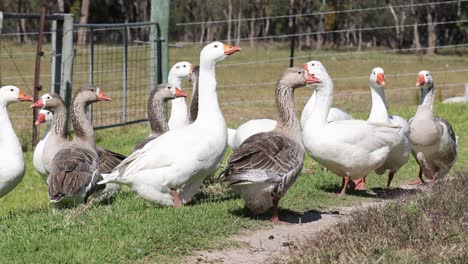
xmin=289 ymin=9 xmax=296 ymax=67
xmin=51 ymin=16 xmax=64 ymax=94
xmin=122 ymin=26 xmax=128 ymax=123
xmin=61 ymin=14 xmax=74 ymax=104
xmin=151 ymin=0 xmax=170 ymax=83
xmin=88 ymin=27 xmax=94 ymax=122
xmin=32 ymin=7 xmax=46 ymax=146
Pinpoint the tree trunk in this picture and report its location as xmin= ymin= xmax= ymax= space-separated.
xmin=225 ymin=0 xmax=232 ymax=43
xmin=249 ymin=2 xmax=257 ymax=47
xmin=236 ymin=1 xmax=242 ymax=46
xmin=316 ymin=0 xmax=326 ymax=51
xmin=77 ymin=0 xmax=90 ymax=46
xmin=411 ymin=0 xmax=421 ymax=54
xmin=426 ymin=6 xmax=437 ymax=55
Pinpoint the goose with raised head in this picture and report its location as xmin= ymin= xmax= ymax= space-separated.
xmin=189 ymin=64 xmax=237 ymax=148
xmin=31 ymin=93 xmax=127 ymax=175
xmin=302 ymin=62 xmax=401 ymax=195
xmin=359 ymin=67 xmax=410 ymax=189
xmin=0 ymin=85 xmax=32 ymax=198
xmin=220 ymin=67 xmax=319 ymax=223
xmin=134 ymin=83 xmax=187 ymax=151
xmin=46 ymin=86 xmax=111 ymax=204
xmin=409 ymin=70 xmax=457 ymax=183
xmin=300 ymin=61 xmax=352 ymax=129
xmin=33 ymin=109 xmax=53 ymax=181
xmin=167 ymin=61 xmax=193 ymax=130
xmin=99 ymin=42 xmax=241 ymax=207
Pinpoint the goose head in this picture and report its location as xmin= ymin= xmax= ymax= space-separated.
xmin=34 ymin=109 xmax=53 ymax=126
xmin=303 ymin=61 xmax=330 ymax=93
xmin=369 ymin=67 xmax=385 ymax=88
xmin=31 ymin=93 xmax=65 ymax=111
xmin=281 ymin=67 xmax=321 ymax=89
xmin=153 ymin=83 xmax=187 ymax=101
xmin=416 ymin=70 xmax=433 ymax=89
xmin=169 ymin=61 xmax=193 ymax=82
xmin=0 ymin=85 xmax=33 ymax=105
xmin=200 ymin=42 xmax=241 ymax=64
xmin=74 ymin=85 xmax=111 ymax=106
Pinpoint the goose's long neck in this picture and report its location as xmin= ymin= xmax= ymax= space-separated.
xmin=51 ymin=104 xmax=68 ymax=139
xmin=416 ymin=84 xmax=435 ymax=116
xmin=189 ymin=76 xmax=199 ymax=123
xmin=196 ymin=62 xmax=223 ymax=123
xmin=309 ymin=76 xmax=333 ymax=126
xmin=0 ymin=102 xmax=19 ymax=146
xmin=71 ymin=99 xmax=95 ymax=147
xmin=148 ymin=92 xmax=169 ymax=136
xmin=275 ymin=80 xmax=300 ymax=139
xmin=368 ymin=86 xmax=389 ymax=123
xmin=168 ymin=76 xmax=187 ymax=126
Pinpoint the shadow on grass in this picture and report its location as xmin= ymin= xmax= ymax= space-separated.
xmin=322 ymin=184 xmax=421 ymax=199
xmin=230 ymin=206 xmax=326 ymax=224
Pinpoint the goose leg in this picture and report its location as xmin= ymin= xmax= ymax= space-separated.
xmin=387 ymin=172 xmax=395 ymax=188
xmin=408 ymin=166 xmax=425 ymax=185
xmin=353 ymin=177 xmax=366 ymax=190
xmin=339 ymin=176 xmax=350 ymax=195
xmin=171 ymin=188 xmax=182 ymax=208
xmin=271 ymin=198 xmax=288 ymax=224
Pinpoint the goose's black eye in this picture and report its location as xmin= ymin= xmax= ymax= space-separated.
xmin=47 ymin=96 xmax=51 ymax=99
xmin=10 ymin=89 xmax=14 ymax=92
xmin=183 ymin=65 xmax=186 ymax=67
xmin=167 ymin=86 xmax=171 ymax=89
xmin=176 ymin=66 xmax=180 ymax=69
xmin=90 ymin=89 xmax=95 ymax=92
xmin=426 ymin=74 xmax=429 ymax=76
xmin=298 ymin=71 xmax=302 ymax=74
xmin=312 ymin=64 xmax=315 ymax=66
xmin=214 ymin=44 xmax=218 ymax=48
xmin=373 ymin=72 xmax=375 ymax=75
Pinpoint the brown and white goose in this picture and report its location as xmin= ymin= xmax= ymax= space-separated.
xmin=219 ymin=67 xmax=319 ymax=224
xmin=47 ymin=86 xmax=111 ymax=204
xmin=133 ymin=83 xmax=187 ymax=151
xmin=409 ymin=70 xmax=457 ymax=183
xmin=31 ymin=93 xmax=127 ymax=176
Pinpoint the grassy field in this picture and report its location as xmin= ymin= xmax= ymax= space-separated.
xmin=277 ymin=171 xmax=468 ymax=264
xmin=1 ymin=45 xmax=468 ymax=262
xmin=1 ymin=101 xmax=468 ymax=263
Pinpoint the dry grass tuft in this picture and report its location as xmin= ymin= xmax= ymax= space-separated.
xmin=277 ymin=172 xmax=468 ymax=264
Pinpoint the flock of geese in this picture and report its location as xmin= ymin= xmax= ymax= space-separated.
xmin=0 ymin=41 xmax=458 ymax=223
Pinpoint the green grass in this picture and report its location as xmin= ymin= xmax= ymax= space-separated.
xmin=1 ymin=101 xmax=468 ymax=262
xmin=277 ymin=171 xmax=468 ymax=264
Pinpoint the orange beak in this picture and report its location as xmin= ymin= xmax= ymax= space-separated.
xmin=174 ymin=87 xmax=187 ymax=98
xmin=416 ymin=74 xmax=425 ymax=86
xmin=35 ymin=112 xmax=46 ymax=126
xmin=18 ymin=90 xmax=33 ymax=102
xmin=376 ymin=73 xmax=385 ymax=86
xmin=224 ymin=45 xmax=241 ymax=56
xmin=302 ymin=63 xmax=309 ymax=71
xmin=305 ymin=73 xmax=322 ymax=84
xmin=30 ymin=98 xmax=44 ymax=108
xmin=97 ymin=90 xmax=111 ymax=101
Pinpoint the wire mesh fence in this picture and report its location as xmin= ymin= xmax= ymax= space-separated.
xmin=72 ymin=22 xmax=160 ymax=129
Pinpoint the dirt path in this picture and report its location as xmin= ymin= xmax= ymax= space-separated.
xmin=189 ymin=185 xmax=421 ymax=264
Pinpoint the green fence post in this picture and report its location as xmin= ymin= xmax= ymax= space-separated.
xmin=151 ymin=0 xmax=170 ymax=84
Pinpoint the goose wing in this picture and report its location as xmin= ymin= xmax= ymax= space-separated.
xmin=220 ymin=132 xmax=303 ymax=185
xmin=96 ymin=146 xmax=127 ymax=173
xmin=49 ymin=148 xmax=100 ymax=202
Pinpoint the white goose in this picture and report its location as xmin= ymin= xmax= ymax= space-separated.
xmin=99 ymin=42 xmax=241 ymax=206
xmin=363 ymin=67 xmax=411 ymax=188
xmin=0 ymin=85 xmax=33 ymax=198
xmin=302 ymin=62 xmax=401 ymax=194
xmin=300 ymin=61 xmax=352 ymax=128
xmin=32 ymin=109 xmax=53 ymax=181
xmin=409 ymin=70 xmax=457 ymax=183
xmin=167 ymin=61 xmax=193 ymax=130
xmin=231 ymin=62 xmax=351 ymax=149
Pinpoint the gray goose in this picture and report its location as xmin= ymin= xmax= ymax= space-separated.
xmin=219 ymin=67 xmax=320 ymax=223
xmin=409 ymin=70 xmax=457 ymax=183
xmin=31 ymin=93 xmax=127 ymax=175
xmin=188 ymin=65 xmax=200 ymax=124
xmin=47 ymin=86 xmax=111 ymax=204
xmin=133 ymin=83 xmax=187 ymax=151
